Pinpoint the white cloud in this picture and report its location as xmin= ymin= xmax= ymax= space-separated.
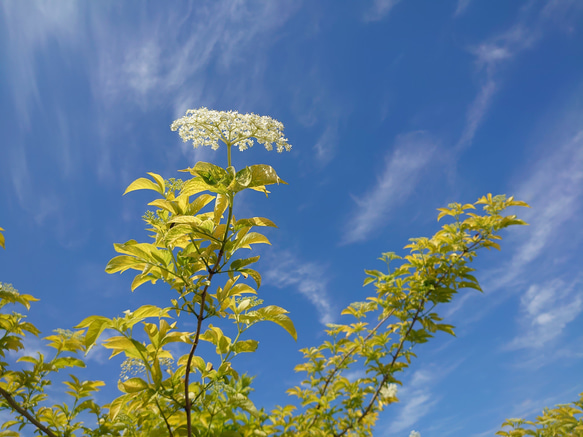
xmin=456 ymin=78 xmax=497 ymax=149
xmin=0 ymin=2 xmax=82 ymax=126
xmin=458 ymin=2 xmax=583 ymax=150
xmin=454 ymin=0 xmax=472 ymax=16
xmin=342 ymin=131 xmax=437 ymax=244
xmin=507 ymin=278 xmax=582 ymax=350
xmin=497 ymin=130 xmax=583 ymax=286
xmin=88 ymin=2 xmax=299 ymax=112
xmin=456 ymin=8 xmax=542 ymax=150
xmin=363 ymin=0 xmax=402 ymax=22
xmin=386 ymin=369 xmax=438 ymax=434
xmin=313 ymin=122 xmax=339 ymax=165
xmin=446 ymin=123 xmax=583 ymax=322
xmin=264 ymin=250 xmax=335 ymax=325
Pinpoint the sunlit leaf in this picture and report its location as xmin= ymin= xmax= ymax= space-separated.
xmin=253 ymin=306 xmax=297 ymax=341
xmin=124 ymin=177 xmax=164 ymax=195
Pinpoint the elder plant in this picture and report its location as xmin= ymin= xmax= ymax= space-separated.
xmin=1 ymin=108 xmax=576 ymax=437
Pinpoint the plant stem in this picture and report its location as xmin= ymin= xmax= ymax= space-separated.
xmin=185 ymin=192 xmax=235 ymax=437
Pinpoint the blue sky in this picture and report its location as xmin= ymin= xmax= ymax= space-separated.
xmin=1 ymin=1 xmax=582 ymax=436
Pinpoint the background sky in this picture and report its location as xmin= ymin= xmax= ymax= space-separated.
xmin=1 ymin=1 xmax=582 ymax=436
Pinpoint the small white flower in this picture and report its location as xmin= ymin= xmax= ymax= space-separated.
xmin=409 ymin=430 xmax=421 ymax=437
xmin=379 ymin=383 xmax=398 ymax=402
xmin=171 ymin=107 xmax=292 ymax=153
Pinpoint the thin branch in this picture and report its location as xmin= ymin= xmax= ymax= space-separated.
xmin=336 ymin=302 xmax=425 ymax=437
xmin=333 ymin=238 xmax=482 ymax=437
xmin=155 ymin=397 xmax=174 ymax=437
xmin=0 ymin=387 xmax=58 ymax=437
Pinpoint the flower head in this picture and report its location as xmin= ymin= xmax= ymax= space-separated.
xmin=379 ymin=383 xmax=398 ymax=403
xmin=409 ymin=431 xmax=421 ymax=437
xmin=171 ymin=107 xmax=291 ymax=153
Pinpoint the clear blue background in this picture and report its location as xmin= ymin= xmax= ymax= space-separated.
xmin=1 ymin=1 xmax=582 ymax=436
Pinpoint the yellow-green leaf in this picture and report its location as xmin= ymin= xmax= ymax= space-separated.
xmin=253 ymin=306 xmax=297 ymax=341
xmin=124 ymin=177 xmax=164 ymax=195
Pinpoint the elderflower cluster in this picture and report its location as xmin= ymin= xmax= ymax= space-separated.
xmin=170 ymin=107 xmax=292 ymax=152
xmin=409 ymin=431 xmax=421 ymax=437
xmin=120 ymin=358 xmax=146 ymax=381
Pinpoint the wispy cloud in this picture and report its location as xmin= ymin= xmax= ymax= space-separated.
xmin=445 ymin=125 xmax=583 ymax=323
xmin=454 ymin=0 xmax=472 ymax=17
xmin=386 ymin=369 xmax=439 ymax=434
xmin=457 ymin=1 xmax=583 ymax=150
xmin=342 ymin=131 xmax=437 ymax=244
xmin=363 ymin=0 xmax=403 ymax=22
xmin=264 ymin=250 xmax=335 ymax=325
xmin=456 ymin=6 xmax=542 ymax=150
xmin=507 ymin=278 xmax=582 ymax=350
xmin=0 ymin=2 xmax=82 ymax=127
xmin=88 ymin=2 xmax=299 ymax=113
xmin=313 ymin=122 xmax=340 ymax=166
xmin=497 ymin=130 xmax=583 ymax=286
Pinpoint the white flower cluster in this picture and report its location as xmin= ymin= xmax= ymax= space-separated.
xmin=379 ymin=383 xmax=398 ymax=402
xmin=409 ymin=431 xmax=421 ymax=437
xmin=171 ymin=107 xmax=292 ymax=152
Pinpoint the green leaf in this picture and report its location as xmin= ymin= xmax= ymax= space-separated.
xmin=179 ymin=177 xmax=210 ymax=196
xmin=233 ymin=339 xmax=259 ymax=354
xmin=187 ymin=193 xmax=215 ymax=215
xmin=123 ymin=177 xmax=164 ymax=195
xmin=131 ymin=273 xmax=157 ymax=292
xmin=247 ymin=165 xmax=287 ymax=188
xmin=253 ymin=306 xmax=297 ymax=341
xmin=148 ymin=198 xmax=181 ymax=215
xmin=200 ymin=325 xmax=231 ymax=354
xmin=108 ymin=393 xmax=133 ymax=420
xmin=239 ymin=268 xmax=262 ymax=288
xmin=52 ymin=357 xmax=86 ymax=369
xmin=235 ymin=232 xmax=271 ymax=249
xmin=236 ymin=166 xmax=252 ymax=186
xmin=76 ymin=316 xmax=111 ymax=350
xmin=103 ymin=336 xmax=148 ymax=359
xmin=231 ymin=256 xmax=261 ymax=271
xmin=214 ymin=193 xmax=229 ymax=224
xmin=147 ymin=172 xmax=166 ymax=193
xmin=234 ymin=217 xmax=277 ymax=229
xmin=105 ymin=255 xmax=145 ymax=274
xmin=132 ymin=305 xmax=170 ymax=320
